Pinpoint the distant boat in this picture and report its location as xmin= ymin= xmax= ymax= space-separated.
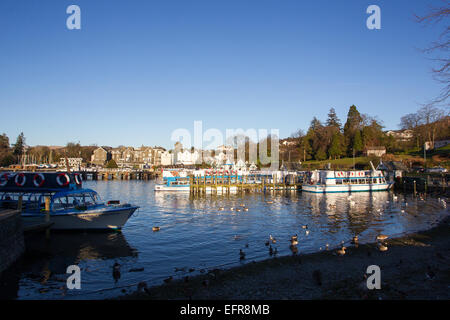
xmin=302 ymin=162 xmax=393 ymax=193
xmin=0 ymin=172 xmax=138 ymax=230
xmin=154 ymin=169 xmax=240 ymax=192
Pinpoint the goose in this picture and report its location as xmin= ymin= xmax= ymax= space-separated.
xmin=351 ymin=236 xmax=359 ymax=244
xmin=337 ymin=246 xmax=346 ymax=256
xmin=218 ymin=207 xmax=225 ymax=211
xmin=244 ymin=208 xmax=249 ymax=212
xmin=152 ymin=226 xmax=160 ymax=232
xmin=302 ymin=225 xmax=308 ymax=229
xmin=269 ymin=235 xmax=277 ymax=244
xmin=230 ymin=207 xmax=235 ymax=211
xmin=236 ymin=208 xmax=241 ymax=212
xmin=378 ymin=243 xmax=388 ymax=252
xmin=239 ymin=249 xmax=246 ymax=260
xmin=376 ymin=234 xmax=388 ymax=241
xmin=291 ymin=234 xmax=298 ymax=241
xmin=290 ymin=239 xmax=298 ymax=246
xmin=305 ymin=230 xmax=310 ymax=236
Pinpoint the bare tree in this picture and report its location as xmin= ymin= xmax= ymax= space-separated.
xmin=400 ymin=113 xmax=421 ymax=129
xmin=415 ymin=1 xmax=450 ymax=106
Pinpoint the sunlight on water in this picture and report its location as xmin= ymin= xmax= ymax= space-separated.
xmin=3 ymin=180 xmax=447 ymax=300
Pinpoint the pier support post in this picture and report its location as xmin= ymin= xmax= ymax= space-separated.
xmin=45 ymin=197 xmax=51 ymax=239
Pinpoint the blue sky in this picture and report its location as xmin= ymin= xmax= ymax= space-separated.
xmin=0 ymin=0 xmax=445 ymax=149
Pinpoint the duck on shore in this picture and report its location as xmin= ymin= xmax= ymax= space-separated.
xmin=337 ymin=246 xmax=346 ymax=256
xmin=290 ymin=235 xmax=298 ymax=246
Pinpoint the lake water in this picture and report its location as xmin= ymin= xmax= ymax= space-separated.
xmin=1 ymin=180 xmax=448 ymax=299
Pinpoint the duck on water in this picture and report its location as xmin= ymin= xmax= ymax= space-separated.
xmin=0 ymin=172 xmax=138 ymax=231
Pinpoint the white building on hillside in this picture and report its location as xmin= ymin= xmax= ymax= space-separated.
xmin=160 ymin=151 xmax=174 ymax=166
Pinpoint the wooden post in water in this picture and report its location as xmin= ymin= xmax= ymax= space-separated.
xmin=18 ymin=195 xmax=23 ymax=212
xmin=273 ymin=173 xmax=275 ymax=192
xmin=45 ymin=196 xmax=51 ymax=239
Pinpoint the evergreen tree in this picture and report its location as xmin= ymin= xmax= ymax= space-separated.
xmin=106 ymin=159 xmax=118 ymax=168
xmin=326 ymin=108 xmax=341 ymax=129
xmin=328 ymin=132 xmax=344 ymax=159
xmin=309 ymin=117 xmax=322 ymax=131
xmin=353 ymin=130 xmax=363 ymax=153
xmin=13 ymin=132 xmax=25 ymax=156
xmin=343 ymin=105 xmax=363 ymax=155
xmin=315 ymin=148 xmax=327 ymax=161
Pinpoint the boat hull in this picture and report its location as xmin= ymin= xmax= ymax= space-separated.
xmin=21 ymin=206 xmax=138 ymax=231
xmin=302 ymin=183 xmax=393 ymax=193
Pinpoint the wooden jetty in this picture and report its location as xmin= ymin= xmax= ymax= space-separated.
xmin=78 ymin=170 xmax=156 ymax=181
xmin=188 ymin=173 xmax=302 ymax=195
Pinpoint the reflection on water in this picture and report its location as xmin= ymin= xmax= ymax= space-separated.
xmin=1 ymin=180 xmax=447 ymax=299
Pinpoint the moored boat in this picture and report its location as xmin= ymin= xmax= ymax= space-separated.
xmin=302 ymin=162 xmax=393 ymax=193
xmin=0 ymin=172 xmax=138 ymax=230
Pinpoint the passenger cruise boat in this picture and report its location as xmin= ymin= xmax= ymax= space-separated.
xmin=0 ymin=172 xmax=138 ymax=230
xmin=302 ymin=163 xmax=393 ymax=193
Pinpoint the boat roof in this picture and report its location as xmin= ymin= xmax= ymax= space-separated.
xmin=52 ymin=188 xmax=98 ymax=198
xmin=0 ymin=188 xmax=97 ymax=198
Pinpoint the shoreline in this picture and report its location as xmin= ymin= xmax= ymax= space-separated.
xmin=121 ymin=215 xmax=450 ymax=300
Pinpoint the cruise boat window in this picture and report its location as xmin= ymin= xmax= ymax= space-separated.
xmin=336 ymin=180 xmax=342 ymax=185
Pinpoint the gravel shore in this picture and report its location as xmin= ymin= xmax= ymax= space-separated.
xmin=122 ymin=216 xmax=450 ymax=300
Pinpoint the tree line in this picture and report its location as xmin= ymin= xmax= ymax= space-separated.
xmin=287 ymin=105 xmax=391 ymax=161
xmin=0 ymin=133 xmax=97 ymax=167
xmin=284 ymin=104 xmax=448 ymax=162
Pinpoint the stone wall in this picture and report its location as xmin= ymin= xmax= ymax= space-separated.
xmin=0 ymin=210 xmax=24 ymax=274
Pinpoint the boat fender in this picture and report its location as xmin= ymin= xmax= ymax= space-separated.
xmin=56 ymin=173 xmax=70 ymax=187
xmin=33 ymin=173 xmax=45 ymax=187
xmin=74 ymin=173 xmax=82 ymax=185
xmin=15 ymin=173 xmax=26 ymax=187
xmin=0 ymin=173 xmax=9 ymax=187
